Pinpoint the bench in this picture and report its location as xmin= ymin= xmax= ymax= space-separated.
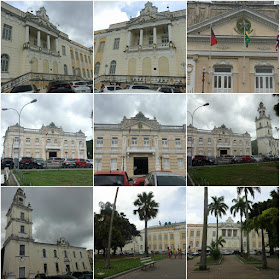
xmin=140 ymin=257 xmax=155 ymax=269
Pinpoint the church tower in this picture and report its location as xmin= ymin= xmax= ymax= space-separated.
xmin=255 ymin=102 xmax=272 ymax=155
xmin=4 ymin=188 xmax=34 ymax=245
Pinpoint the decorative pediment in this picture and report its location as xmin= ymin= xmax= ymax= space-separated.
xmin=140 ymin=2 xmax=158 ymax=16
xmin=214 ymin=60 xmax=233 ymax=67
xmin=122 ymin=120 xmax=158 ymax=131
xmin=254 ymin=61 xmax=274 ymax=67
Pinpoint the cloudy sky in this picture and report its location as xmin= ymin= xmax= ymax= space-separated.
xmin=95 ymin=94 xmax=186 ymax=125
xmin=187 ymin=186 xmax=277 ymax=225
xmin=1 ymin=187 xmax=93 ymax=249
xmin=187 ymin=94 xmax=279 ymax=140
xmin=6 ymin=1 xmax=93 ymax=47
xmin=94 ymin=0 xmax=186 ymax=31
xmin=94 ymin=187 xmax=185 ymax=230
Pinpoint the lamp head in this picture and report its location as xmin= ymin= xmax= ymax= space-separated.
xmin=31 ymin=99 xmax=37 ymax=103
xmin=204 ymin=103 xmax=209 ymax=106
xmin=2 ymin=108 xmax=8 ymax=111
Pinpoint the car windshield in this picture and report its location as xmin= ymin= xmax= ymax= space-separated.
xmin=11 ymin=85 xmax=32 ymax=92
xmin=94 ymin=175 xmax=124 ymax=186
xmin=157 ymin=176 xmax=186 ymax=186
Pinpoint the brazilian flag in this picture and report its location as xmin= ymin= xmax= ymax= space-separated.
xmin=245 ymin=30 xmax=250 ymax=48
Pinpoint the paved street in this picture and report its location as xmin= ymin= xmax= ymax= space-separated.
xmin=115 ymin=257 xmax=186 ymax=279
xmin=188 ymin=255 xmax=279 ymax=279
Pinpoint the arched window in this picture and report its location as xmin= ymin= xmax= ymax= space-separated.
xmin=189 ymin=241 xmax=193 ymax=248
xmin=82 ymin=68 xmax=86 ymax=77
xmin=109 ymin=60 xmax=116 ymax=75
xmin=64 ymin=64 xmax=68 ymax=75
xmin=1 ymin=54 xmax=9 ymax=72
xmin=94 ymin=62 xmax=100 ymax=75
xmin=87 ymin=69 xmax=90 ymax=78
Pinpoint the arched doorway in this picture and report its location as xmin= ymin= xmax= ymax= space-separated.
xmin=128 ymin=58 xmax=136 ymax=75
xmin=159 ymin=57 xmax=169 ymax=76
xmin=43 ymin=59 xmax=49 ymax=73
xmin=31 ymin=57 xmax=38 ymax=73
xmin=53 ymin=61 xmax=58 ymax=74
xmin=142 ymin=57 xmax=151 ymax=75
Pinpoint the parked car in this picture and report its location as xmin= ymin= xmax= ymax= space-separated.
xmin=156 ymin=87 xmax=182 ymax=93
xmin=85 ymin=81 xmax=93 ymax=92
xmin=125 ymin=84 xmax=151 ymax=90
xmin=49 ymin=157 xmax=64 ymax=163
xmin=62 ymin=159 xmax=76 ymax=168
xmin=78 ymin=273 xmax=93 ymax=279
xmin=192 ymin=155 xmax=210 ymax=166
xmin=47 ymin=81 xmax=74 ymax=92
xmin=74 ymin=158 xmax=88 ymax=168
xmin=19 ymin=157 xmax=36 ymax=169
xmin=233 ymin=250 xmax=241 ymax=255
xmin=34 ymin=273 xmax=48 ymax=279
xmin=133 ymin=176 xmax=146 ymax=186
xmin=71 ymin=272 xmax=83 ymax=278
xmin=207 ymin=156 xmax=217 ymax=165
xmin=242 ymin=155 xmax=255 ymax=163
xmin=100 ymin=85 xmax=123 ymax=92
xmin=1 ymin=157 xmax=14 ymax=169
xmin=85 ymin=159 xmax=93 ymax=168
xmin=144 ymin=171 xmax=186 ymax=186
xmin=217 ymin=155 xmax=235 ymax=164
xmin=11 ymin=84 xmax=39 ymax=93
xmin=251 ymin=155 xmax=264 ymax=162
xmin=34 ymin=158 xmax=46 ymax=169
xmin=94 ymin=170 xmax=132 ymax=186
xmin=233 ymin=155 xmax=243 ymax=163
xmin=48 ymin=275 xmax=77 ymax=279
xmin=70 ymin=81 xmax=91 ymax=93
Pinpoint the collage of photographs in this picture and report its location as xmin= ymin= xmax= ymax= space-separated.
xmin=0 ymin=0 xmax=279 ymax=279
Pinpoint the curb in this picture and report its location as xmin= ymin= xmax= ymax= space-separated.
xmin=192 ymin=267 xmax=212 ymax=273
xmin=235 ymin=255 xmax=262 ymax=265
xmin=11 ymin=171 xmax=20 ymax=186
xmin=195 ymin=255 xmax=223 ymax=266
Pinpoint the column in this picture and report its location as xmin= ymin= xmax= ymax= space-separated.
xmin=168 ymin=24 xmax=172 ymax=42
xmin=25 ymin=25 xmax=29 ymax=42
xmin=47 ymin=34 xmax=50 ymax=50
xmin=153 ymin=26 xmax=157 ymax=45
xmin=127 ymin=31 xmax=131 ymax=47
xmin=139 ymin=29 xmax=143 ymax=46
xmin=37 ymin=30 xmax=41 ymax=47
xmin=55 ymin=38 xmax=58 ymax=52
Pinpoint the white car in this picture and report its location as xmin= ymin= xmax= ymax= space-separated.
xmin=114 ymin=89 xmax=157 ymax=93
xmin=100 ymin=85 xmax=123 ymax=92
xmin=156 ymin=87 xmax=182 ymax=93
xmin=70 ymin=81 xmax=91 ymax=93
xmin=94 ymin=88 xmax=100 ymax=93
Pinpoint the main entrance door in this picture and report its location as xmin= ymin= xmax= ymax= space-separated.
xmin=19 ymin=267 xmax=25 ymax=279
xmin=49 ymin=151 xmax=57 ymax=158
xmin=220 ymin=150 xmax=228 ymax=156
xmin=66 ymin=265 xmax=71 ymax=274
xmin=134 ymin=157 xmax=148 ymax=175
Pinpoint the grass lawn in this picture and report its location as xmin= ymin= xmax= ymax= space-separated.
xmin=189 ymin=162 xmax=279 ymax=186
xmin=14 ymin=170 xmax=93 ymax=186
xmin=236 ymin=254 xmax=262 ymax=264
xmin=94 ymin=254 xmax=167 ymax=279
xmin=197 ymin=256 xmax=222 ymax=265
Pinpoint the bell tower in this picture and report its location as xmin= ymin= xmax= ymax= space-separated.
xmin=4 ymin=188 xmax=34 ymax=245
xmin=255 ymin=102 xmax=272 ymax=155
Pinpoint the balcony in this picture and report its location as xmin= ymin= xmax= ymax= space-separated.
xmin=45 ymin=144 xmax=61 ymax=150
xmin=23 ymin=43 xmax=60 ymax=57
xmin=127 ymin=146 xmax=156 ymax=153
xmin=125 ymin=42 xmax=175 ymax=52
xmin=217 ymin=144 xmax=231 ymax=148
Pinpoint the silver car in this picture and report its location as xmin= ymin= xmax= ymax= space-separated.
xmin=144 ymin=171 xmax=186 ymax=186
xmin=70 ymin=81 xmax=91 ymax=93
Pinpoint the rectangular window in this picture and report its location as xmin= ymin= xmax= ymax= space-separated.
xmin=113 ymin=38 xmax=120 ymax=49
xmin=2 ymin=24 xmax=12 ymax=40
xmin=75 ymin=52 xmax=79 ymax=60
xmin=112 ymin=137 xmax=118 ymax=147
xmin=99 ymin=41 xmax=105 ymax=52
xmin=196 ymin=231 xmax=200 ymax=237
xmin=161 ymin=36 xmax=168 ymax=43
xmin=188 ymin=137 xmax=192 ymax=144
xmin=164 ymin=235 xmax=168 ymax=240
xmin=62 ymin=45 xmax=66 ymax=56
xmin=44 ymin=264 xmax=47 ymax=274
xmin=64 ymin=140 xmax=68 ymax=146
xmin=212 ymin=231 xmax=216 ymax=237
xmin=182 ymin=233 xmax=186 ymax=239
xmin=88 ymin=56 xmax=91 ymax=64
xmin=178 ymin=158 xmax=184 ymax=169
xmin=132 ymin=137 xmax=137 ymax=145
xmin=80 ymin=53 xmax=83 ymax=61
xmin=199 ymin=138 xmax=203 ymax=144
xmin=83 ymin=262 xmax=85 ymax=269
xmin=70 ymin=50 xmax=73 ymax=59
xmin=76 ymin=262 xmax=78 ymax=269
xmin=110 ymin=158 xmax=117 ymax=170
xmin=175 ymin=138 xmax=181 ymax=147
xmin=56 ymin=263 xmax=59 ymax=272
xmin=170 ymin=234 xmax=174 ymax=240
xmin=20 ymin=212 xmax=24 ymax=220
xmin=97 ymin=137 xmax=103 ymax=147
xmin=26 ymin=138 xmax=30 ymax=145
xmin=149 ymin=37 xmax=153 ymax=45
xmin=163 ymin=158 xmax=170 ymax=169
xmin=159 ymin=235 xmax=162 ymax=240
xmin=47 ymin=139 xmax=50 ymax=144
xmin=72 ymin=140 xmax=74 ymax=146
xmin=20 ymin=225 xmax=24 ymax=233
xmin=84 ymin=55 xmax=87 ymax=62
xmin=80 ymin=252 xmax=83 ymax=258
xmin=95 ymin=159 xmax=102 ymax=170
xmin=54 ymin=250 xmax=57 ymax=258
xmin=73 ymin=251 xmax=76 ymax=258
xmin=35 ymin=138 xmax=39 ymax=145
xmin=19 ymin=245 xmax=25 ymax=256
xmin=144 ymin=137 xmax=149 ymax=146
xmin=190 ymin=231 xmax=194 ymax=236
xmin=43 ymin=249 xmax=46 ymax=258
xmin=162 ymin=138 xmax=168 ymax=148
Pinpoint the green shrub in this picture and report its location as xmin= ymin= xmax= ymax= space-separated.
xmin=210 ymin=248 xmax=221 ymax=260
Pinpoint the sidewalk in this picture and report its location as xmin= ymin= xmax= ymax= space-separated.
xmin=115 ymin=256 xmax=186 ymax=279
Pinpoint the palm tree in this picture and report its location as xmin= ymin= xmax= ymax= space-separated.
xmin=208 ymin=196 xmax=228 ymax=248
xmin=133 ymin=192 xmax=159 ymax=256
xmin=230 ymin=196 xmax=252 ymax=253
xmin=237 ymin=187 xmax=261 ymax=256
xmin=199 ymin=187 xmax=208 ymax=270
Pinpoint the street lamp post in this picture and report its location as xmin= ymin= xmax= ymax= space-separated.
xmin=187 ymin=103 xmax=209 ymax=167
xmin=2 ymin=99 xmax=37 ymax=170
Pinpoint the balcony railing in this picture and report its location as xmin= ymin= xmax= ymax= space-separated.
xmin=45 ymin=144 xmax=62 ymax=150
xmin=24 ymin=43 xmax=60 ymax=57
xmin=125 ymin=42 xmax=175 ymax=52
xmin=127 ymin=146 xmax=156 ymax=153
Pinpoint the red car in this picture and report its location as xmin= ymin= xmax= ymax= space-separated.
xmin=94 ymin=170 xmax=131 ymax=186
xmin=74 ymin=158 xmax=87 ymax=168
xmin=241 ymin=155 xmax=255 ymax=163
xmin=133 ymin=176 xmax=146 ymax=186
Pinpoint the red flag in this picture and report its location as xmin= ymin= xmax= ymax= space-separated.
xmin=129 ymin=128 xmax=131 ymax=133
xmin=46 ymin=132 xmax=48 ymax=136
xmin=211 ymin=28 xmax=218 ymax=46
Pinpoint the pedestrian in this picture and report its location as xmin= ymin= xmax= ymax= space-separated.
xmin=167 ymin=247 xmax=172 ymax=259
xmin=178 ymin=248 xmax=182 ymax=259
xmin=173 ymin=248 xmax=177 ymax=259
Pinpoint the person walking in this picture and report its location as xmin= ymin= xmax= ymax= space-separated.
xmin=173 ymin=248 xmax=177 ymax=259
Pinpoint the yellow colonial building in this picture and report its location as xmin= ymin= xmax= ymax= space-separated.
xmin=3 ymin=122 xmax=87 ymax=160
xmin=121 ymin=222 xmax=186 ymax=254
xmin=2 ymin=188 xmax=91 ymax=279
xmin=94 ymin=112 xmax=186 ymax=177
xmin=1 ymin=2 xmax=93 ymax=92
xmin=187 ymin=217 xmax=269 ymax=252
xmin=94 ymin=1 xmax=186 ymax=90
xmin=187 ymin=1 xmax=279 ymax=93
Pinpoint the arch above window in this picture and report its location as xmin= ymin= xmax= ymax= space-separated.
xmin=109 ymin=60 xmax=116 ymax=75
xmin=1 ymin=54 xmax=9 ymax=72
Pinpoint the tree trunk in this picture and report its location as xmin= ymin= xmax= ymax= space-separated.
xmin=267 ymin=231 xmax=274 ymax=255
xmin=261 ymin=228 xmax=267 ymax=269
xmin=240 ymin=214 xmax=243 ymax=254
xmin=105 ymin=187 xmax=119 ymax=268
xmin=216 ymin=215 xmax=218 ymax=248
xmin=145 ymin=217 xmax=148 ymax=256
xmin=245 ymin=193 xmax=250 ymax=257
xmin=199 ymin=187 xmax=208 ymax=270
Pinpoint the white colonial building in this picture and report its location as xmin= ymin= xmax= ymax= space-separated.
xmin=255 ymin=102 xmax=279 ymax=156
xmin=3 ymin=122 xmax=87 ymax=160
xmin=187 ymin=124 xmax=252 ymax=157
xmin=94 ymin=1 xmax=186 ymax=90
xmin=2 ymin=188 xmax=91 ymax=279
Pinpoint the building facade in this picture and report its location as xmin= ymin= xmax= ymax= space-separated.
xmin=94 ymin=112 xmax=186 ymax=177
xmin=187 ymin=217 xmax=269 ymax=252
xmin=2 ymin=188 xmax=91 ymax=279
xmin=255 ymin=102 xmax=279 ymax=155
xmin=1 ymin=2 xmax=93 ymax=92
xmin=121 ymin=222 xmax=186 ymax=254
xmin=187 ymin=1 xmax=279 ymax=93
xmin=3 ymin=122 xmax=87 ymax=160
xmin=187 ymin=124 xmax=252 ymax=157
xmin=94 ymin=1 xmax=186 ymax=90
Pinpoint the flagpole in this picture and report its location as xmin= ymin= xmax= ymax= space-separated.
xmin=209 ymin=24 xmax=212 ymax=87
xmin=243 ymin=25 xmax=245 ymax=84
